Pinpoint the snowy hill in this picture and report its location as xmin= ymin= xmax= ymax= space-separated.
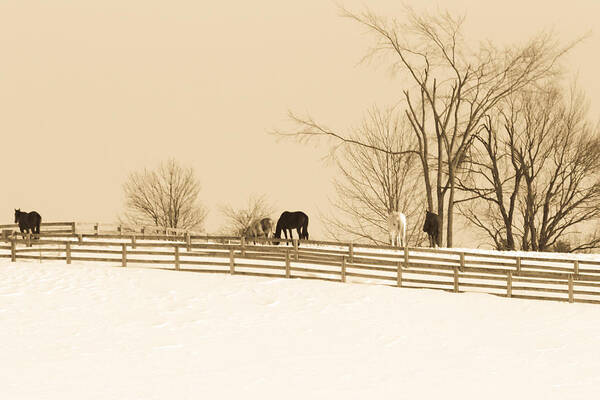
xmin=2 ymin=259 xmax=599 ymax=399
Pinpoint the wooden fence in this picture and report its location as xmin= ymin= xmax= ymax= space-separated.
xmin=0 ymin=221 xmax=204 ymax=238
xmin=2 ymin=226 xmax=600 ymax=305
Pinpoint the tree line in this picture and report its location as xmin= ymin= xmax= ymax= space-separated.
xmin=121 ymin=6 xmax=599 ymax=252
xmin=275 ymin=5 xmax=599 ymax=252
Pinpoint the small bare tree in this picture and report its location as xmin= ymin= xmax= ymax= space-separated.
xmin=122 ymin=159 xmax=207 ymax=231
xmin=219 ymin=194 xmax=275 ymax=236
xmin=323 ymin=106 xmax=427 ymax=245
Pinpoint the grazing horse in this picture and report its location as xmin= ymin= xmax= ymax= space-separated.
xmin=14 ymin=209 xmax=42 ymax=239
xmin=245 ymin=217 xmax=274 ymax=244
xmin=260 ymin=217 xmax=274 ymax=239
xmin=423 ymin=211 xmax=440 ymax=248
xmin=273 ymin=211 xmax=309 ymax=245
xmin=387 ymin=211 xmax=407 ymax=247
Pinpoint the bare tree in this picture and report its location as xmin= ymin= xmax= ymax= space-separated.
xmin=219 ymin=194 xmax=275 ymax=236
xmin=122 ymin=159 xmax=207 ymax=231
xmin=323 ymin=106 xmax=427 ymax=245
xmin=275 ymin=5 xmax=576 ymax=247
xmin=458 ymin=83 xmax=600 ymax=251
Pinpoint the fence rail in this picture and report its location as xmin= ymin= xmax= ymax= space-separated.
xmin=2 ymin=224 xmax=600 ymax=305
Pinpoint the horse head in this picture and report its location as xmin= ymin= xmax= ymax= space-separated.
xmin=14 ymin=209 xmax=21 ymax=223
xmin=272 ymin=231 xmax=281 ymax=246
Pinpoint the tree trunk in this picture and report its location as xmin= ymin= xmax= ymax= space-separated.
xmin=447 ymin=180 xmax=455 ymax=248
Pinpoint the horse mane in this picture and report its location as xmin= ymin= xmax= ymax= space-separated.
xmin=274 ymin=218 xmax=284 ymax=237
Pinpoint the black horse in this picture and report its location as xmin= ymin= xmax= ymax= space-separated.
xmin=423 ymin=211 xmax=440 ymax=248
xmin=14 ymin=209 xmax=42 ymax=239
xmin=273 ymin=211 xmax=309 ymax=245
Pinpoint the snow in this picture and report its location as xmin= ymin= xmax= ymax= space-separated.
xmin=2 ymin=257 xmax=600 ymax=399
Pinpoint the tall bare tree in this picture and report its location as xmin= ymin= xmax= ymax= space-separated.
xmin=122 ymin=159 xmax=207 ymax=231
xmin=458 ymin=83 xmax=600 ymax=251
xmin=323 ymin=106 xmax=426 ymax=245
xmin=275 ymin=5 xmax=576 ymax=247
xmin=219 ymin=194 xmax=275 ymax=236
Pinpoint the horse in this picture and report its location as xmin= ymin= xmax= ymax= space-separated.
xmin=260 ymin=217 xmax=274 ymax=239
xmin=245 ymin=217 xmax=274 ymax=244
xmin=387 ymin=211 xmax=407 ymax=247
xmin=273 ymin=211 xmax=309 ymax=245
xmin=14 ymin=209 xmax=42 ymax=240
xmin=423 ymin=211 xmax=440 ymax=248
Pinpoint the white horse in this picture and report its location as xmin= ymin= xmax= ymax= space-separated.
xmin=246 ymin=217 xmax=274 ymax=244
xmin=387 ymin=211 xmax=407 ymax=247
xmin=259 ymin=217 xmax=274 ymax=239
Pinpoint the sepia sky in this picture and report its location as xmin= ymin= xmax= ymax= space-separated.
xmin=1 ymin=0 xmax=598 ymax=244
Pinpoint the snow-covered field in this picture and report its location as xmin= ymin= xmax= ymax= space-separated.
xmin=2 ymin=258 xmax=600 ymax=399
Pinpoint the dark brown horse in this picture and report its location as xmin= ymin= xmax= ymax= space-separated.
xmin=14 ymin=209 xmax=42 ymax=239
xmin=273 ymin=211 xmax=309 ymax=245
xmin=423 ymin=211 xmax=440 ymax=248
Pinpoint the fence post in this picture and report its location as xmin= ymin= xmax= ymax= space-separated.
xmin=574 ymin=260 xmax=579 ymax=276
xmin=403 ymin=246 xmax=409 ymax=270
xmin=174 ymin=245 xmax=180 ymax=271
xmin=341 ymin=256 xmax=346 ymax=283
xmin=118 ymin=225 xmax=122 ymax=237
xmin=186 ymin=232 xmax=191 ymax=252
xmin=121 ymin=243 xmax=127 ymax=267
xmin=453 ymin=265 xmax=459 ymax=293
xmin=132 ymin=235 xmax=137 ymax=249
xmin=397 ymin=262 xmax=402 ymax=287
xmin=78 ymin=234 xmax=83 ymax=243
xmin=141 ymin=227 xmax=145 ymax=237
xmin=459 ymin=252 xmax=465 ymax=272
xmin=507 ymin=271 xmax=512 ymax=298
xmin=10 ymin=238 xmax=15 ymax=262
xmin=568 ymin=274 xmax=574 ymax=303
xmin=348 ymin=242 xmax=354 ymax=263
xmin=285 ymin=250 xmax=291 ymax=278
xmin=240 ymin=237 xmax=246 ymax=257
xmin=26 ymin=233 xmax=31 ymax=248
xmin=516 ymin=256 xmax=521 ymax=274
xmin=229 ymin=248 xmax=235 ymax=274
xmin=94 ymin=223 xmax=99 ymax=235
xmin=66 ymin=242 xmax=71 ymax=264
xmin=71 ymin=222 xmax=77 ymax=235
xmin=293 ymin=239 xmax=299 ymax=261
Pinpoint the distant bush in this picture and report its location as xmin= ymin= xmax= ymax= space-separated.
xmin=552 ymin=240 xmax=572 ymax=253
xmin=495 ymin=239 xmax=510 ymax=251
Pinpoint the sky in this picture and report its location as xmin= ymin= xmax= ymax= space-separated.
xmin=1 ymin=0 xmax=599 ymax=244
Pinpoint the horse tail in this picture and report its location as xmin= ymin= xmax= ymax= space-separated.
xmin=302 ymin=214 xmax=309 ymax=240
